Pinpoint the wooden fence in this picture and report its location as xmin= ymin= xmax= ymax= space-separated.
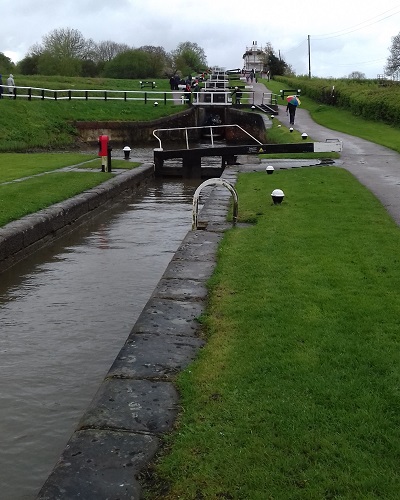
xmin=0 ymin=85 xmax=278 ymax=108
xmin=0 ymin=85 xmax=182 ymax=104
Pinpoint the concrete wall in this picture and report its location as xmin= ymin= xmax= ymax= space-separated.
xmin=226 ymin=108 xmax=268 ymax=143
xmin=74 ymin=107 xmax=267 ymax=146
xmin=75 ymin=108 xmax=197 ymax=146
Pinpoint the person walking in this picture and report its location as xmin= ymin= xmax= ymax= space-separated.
xmin=286 ymin=102 xmax=297 ymax=125
xmin=7 ymin=74 xmax=15 ymax=99
xmin=286 ymin=95 xmax=301 ymax=126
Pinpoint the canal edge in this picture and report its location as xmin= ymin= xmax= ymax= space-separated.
xmin=35 ymin=166 xmax=239 ymax=499
xmin=0 ymin=164 xmax=155 ymax=274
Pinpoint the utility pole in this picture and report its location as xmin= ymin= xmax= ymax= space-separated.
xmin=308 ymin=35 xmax=311 ymax=78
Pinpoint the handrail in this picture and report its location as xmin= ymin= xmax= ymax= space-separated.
xmin=152 ymin=124 xmax=263 ymax=150
xmin=192 ymin=178 xmax=238 ymax=230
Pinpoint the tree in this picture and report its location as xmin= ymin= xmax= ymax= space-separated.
xmin=170 ymin=42 xmax=207 ymax=76
xmin=262 ymin=42 xmax=289 ymax=76
xmin=385 ymin=33 xmax=400 ymax=77
xmin=268 ymin=52 xmax=288 ymax=77
xmin=37 ymin=52 xmax=82 ymax=76
xmin=138 ymin=45 xmax=168 ymax=77
xmin=103 ymin=49 xmax=163 ymax=79
xmin=93 ymin=40 xmax=131 ymax=63
xmin=17 ymin=54 xmax=40 ymax=75
xmin=0 ymin=52 xmax=15 ymax=75
xmin=41 ymin=27 xmax=92 ymax=60
xmin=348 ymin=71 xmax=366 ymax=80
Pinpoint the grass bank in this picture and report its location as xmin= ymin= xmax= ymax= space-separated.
xmin=0 ymin=76 xmax=184 ymax=152
xmin=0 ymin=153 xmax=140 ymax=227
xmin=145 ymin=167 xmax=400 ymax=499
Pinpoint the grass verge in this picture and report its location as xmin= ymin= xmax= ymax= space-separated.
xmin=144 ymin=167 xmax=400 ymax=499
xmin=0 ymin=171 xmax=114 ymax=227
xmin=261 ymin=119 xmax=340 ymax=161
xmin=0 ymin=153 xmax=98 ymax=182
xmin=0 ymin=152 xmax=141 ymax=227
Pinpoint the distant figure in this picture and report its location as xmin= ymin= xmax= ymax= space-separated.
xmin=232 ymin=86 xmax=242 ymax=105
xmin=286 ymin=102 xmax=297 ymax=125
xmin=7 ymin=74 xmax=15 ymax=99
xmin=0 ymin=74 xmax=3 ymax=99
xmin=184 ymin=82 xmax=191 ymax=103
xmin=169 ymin=76 xmax=175 ymax=91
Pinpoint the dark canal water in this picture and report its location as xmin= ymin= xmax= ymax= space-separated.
xmin=0 ymin=177 xmax=203 ymax=499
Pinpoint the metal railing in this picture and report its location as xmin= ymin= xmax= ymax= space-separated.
xmin=192 ymin=178 xmax=238 ymax=230
xmin=153 ymin=124 xmax=263 ymax=150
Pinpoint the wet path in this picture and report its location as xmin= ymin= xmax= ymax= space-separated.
xmin=0 ymin=178 xmax=200 ymax=500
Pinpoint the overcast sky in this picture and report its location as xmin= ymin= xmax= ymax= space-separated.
xmin=2 ymin=1 xmax=400 ymax=79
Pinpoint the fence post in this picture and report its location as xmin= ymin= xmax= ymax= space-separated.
xmin=144 ymin=92 xmax=147 ymax=104
xmin=164 ymin=93 xmax=167 ymax=105
xmin=41 ymin=89 xmax=45 ymax=100
xmin=28 ymin=88 xmax=32 ymax=101
xmin=104 ymin=91 xmax=107 ymax=101
xmin=85 ymin=91 xmax=88 ymax=101
xmin=68 ymin=90 xmax=72 ymax=100
xmin=54 ymin=91 xmax=57 ymax=101
xmin=124 ymin=92 xmax=127 ymax=101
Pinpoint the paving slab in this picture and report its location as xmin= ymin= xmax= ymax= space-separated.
xmin=172 ymin=237 xmax=221 ymax=261
xmin=153 ymin=277 xmax=208 ymax=300
xmin=78 ymin=378 xmax=178 ymax=434
xmin=36 ymin=429 xmax=158 ymax=500
xmin=162 ymin=259 xmax=216 ymax=281
xmin=131 ymin=298 xmax=204 ymax=336
xmin=107 ymin=332 xmax=205 ymax=380
xmin=179 ymin=228 xmax=224 ymax=247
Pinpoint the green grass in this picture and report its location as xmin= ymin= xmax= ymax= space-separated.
xmin=0 ymin=153 xmax=97 ymax=182
xmin=0 ymin=152 xmax=141 ymax=227
xmin=145 ymin=167 xmax=400 ymax=499
xmin=0 ymin=99 xmax=184 ymax=151
xmin=0 ymin=171 xmax=113 ymax=226
xmin=15 ymin=75 xmax=173 ymax=92
xmin=0 ymin=75 xmax=185 ymax=152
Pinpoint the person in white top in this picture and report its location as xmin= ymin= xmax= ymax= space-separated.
xmin=7 ymin=74 xmax=15 ymax=99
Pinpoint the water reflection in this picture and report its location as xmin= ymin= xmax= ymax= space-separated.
xmin=0 ymin=179 xmax=200 ymax=499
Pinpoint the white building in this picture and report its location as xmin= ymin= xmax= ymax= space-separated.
xmin=242 ymin=41 xmax=265 ymax=74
